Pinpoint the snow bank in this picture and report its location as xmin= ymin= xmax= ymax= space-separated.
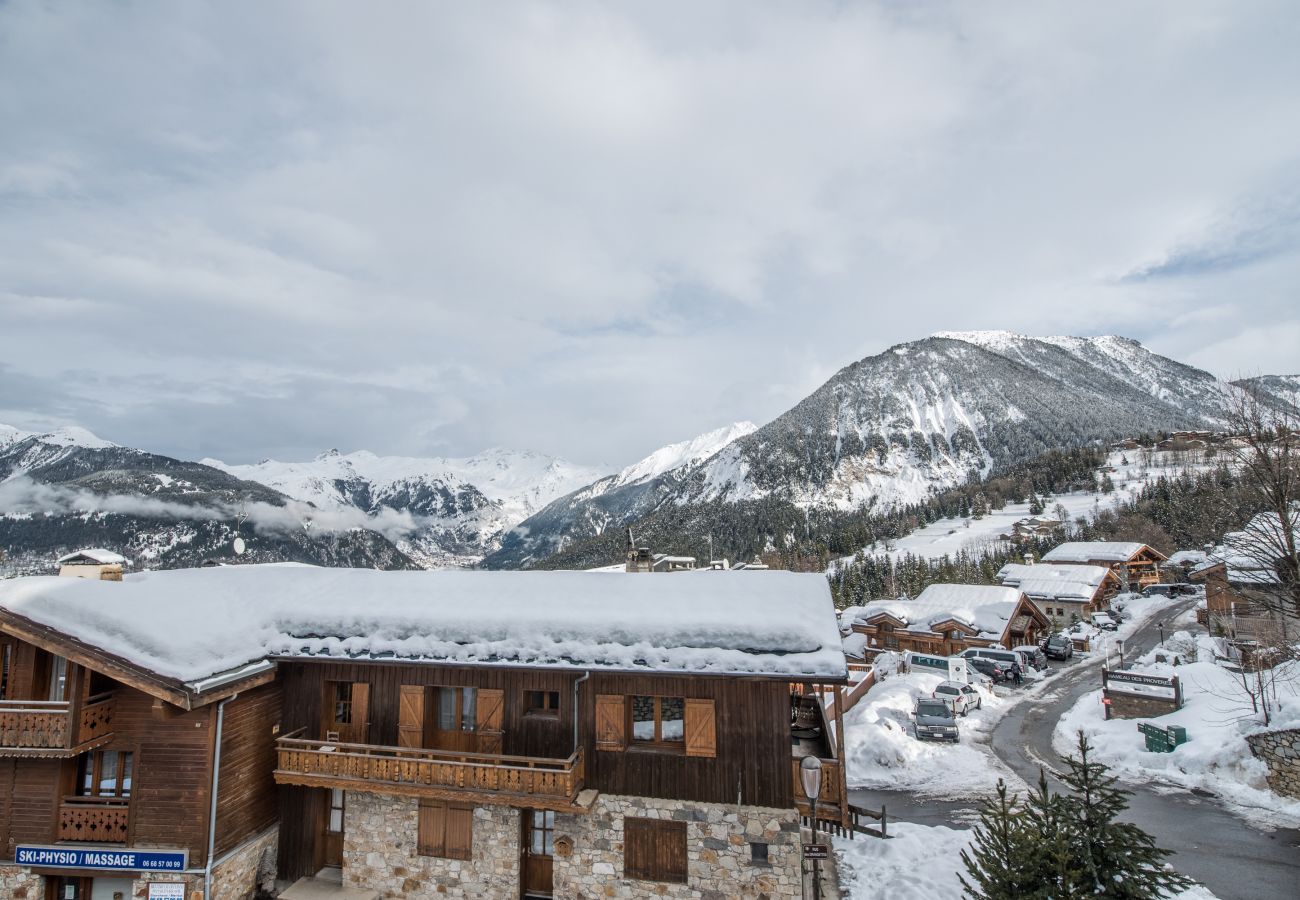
xmin=834 ymin=821 xmax=1218 ymax=900
xmin=840 ymin=668 xmax=1016 ymax=797
xmin=0 ymin=566 xmax=846 ymax=684
xmin=1054 ymin=631 xmax=1300 ymax=827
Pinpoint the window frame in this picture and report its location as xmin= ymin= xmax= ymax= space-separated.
xmin=76 ymin=749 xmax=133 ymax=799
xmin=524 ymin=689 xmax=561 ymax=718
xmin=628 ymin=696 xmax=686 ymax=751
xmin=0 ymin=639 xmax=11 ymax=700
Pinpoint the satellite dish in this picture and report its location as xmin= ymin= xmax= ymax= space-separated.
xmin=233 ymin=536 xmax=247 ymax=556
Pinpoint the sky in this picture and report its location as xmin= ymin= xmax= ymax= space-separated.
xmin=1 ymin=1 xmax=1298 ymax=469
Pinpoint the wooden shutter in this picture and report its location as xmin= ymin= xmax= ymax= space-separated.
xmin=624 ymin=817 xmax=686 ymax=883
xmin=595 ymin=694 xmax=626 ymax=751
xmin=351 ymin=683 xmax=370 ymax=741
xmin=398 ymin=685 xmax=425 ymax=748
xmin=684 ymin=698 xmax=716 ymax=758
xmin=446 ymin=803 xmax=474 ymax=860
xmin=476 ymin=688 xmax=504 ymax=754
xmin=418 ymin=799 xmax=447 ymax=857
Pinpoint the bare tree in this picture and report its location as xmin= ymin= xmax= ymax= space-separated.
xmin=1222 ymin=383 xmax=1300 ymax=621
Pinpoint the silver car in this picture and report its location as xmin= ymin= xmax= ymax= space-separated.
xmin=932 ymin=680 xmax=982 ymax=716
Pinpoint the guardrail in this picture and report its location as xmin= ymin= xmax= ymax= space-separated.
xmin=0 ymin=692 xmax=115 ymax=752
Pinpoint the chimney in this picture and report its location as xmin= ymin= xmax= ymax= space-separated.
xmin=1024 ymin=551 xmax=1035 ymax=566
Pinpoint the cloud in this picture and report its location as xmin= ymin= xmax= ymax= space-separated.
xmin=0 ymin=476 xmax=425 ymax=542
xmin=0 ymin=0 xmax=1298 ymax=468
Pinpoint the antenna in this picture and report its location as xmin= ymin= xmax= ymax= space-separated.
xmin=232 ymin=498 xmax=249 ymax=556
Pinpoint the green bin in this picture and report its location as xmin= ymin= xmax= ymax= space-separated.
xmin=1167 ymin=725 xmax=1188 ymax=747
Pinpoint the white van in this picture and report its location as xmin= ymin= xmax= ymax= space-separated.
xmin=960 ymin=647 xmax=1027 ymax=671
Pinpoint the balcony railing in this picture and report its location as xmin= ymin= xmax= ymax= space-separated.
xmin=275 ymin=730 xmax=586 ymax=808
xmin=0 ymin=692 xmax=116 ymax=754
xmin=58 ymin=796 xmax=130 ymax=843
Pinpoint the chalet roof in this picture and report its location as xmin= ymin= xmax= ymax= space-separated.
xmin=0 ymin=565 xmax=846 ymax=684
xmin=1166 ymin=550 xmax=1209 ymax=568
xmin=1192 ymin=509 xmax=1298 ymax=587
xmin=56 ymin=548 xmax=127 ymax=565
xmin=851 ymin=584 xmax=1030 ymax=642
xmin=996 ymin=563 xmax=1111 ymax=600
xmin=1041 ymin=541 xmax=1162 ymax=564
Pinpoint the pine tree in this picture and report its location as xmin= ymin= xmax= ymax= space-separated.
xmin=959 ymin=780 xmax=1041 ymax=900
xmin=1057 ymin=733 xmax=1193 ymax=898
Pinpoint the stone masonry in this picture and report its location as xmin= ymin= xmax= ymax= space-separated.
xmin=554 ymin=794 xmax=803 ymax=900
xmin=343 ymin=791 xmax=522 ymax=898
xmin=0 ymin=864 xmax=43 ymax=900
xmin=209 ymin=826 xmax=279 ymax=900
xmin=1246 ymin=728 xmax=1300 ymax=800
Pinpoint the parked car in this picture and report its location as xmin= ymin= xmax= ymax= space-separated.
xmin=1043 ymin=633 xmax=1075 ymax=661
xmin=1142 ymin=583 xmax=1177 ymax=598
xmin=913 ymin=697 xmax=960 ymax=742
xmin=960 ymin=647 xmax=1024 ymax=671
xmin=1013 ymin=644 xmax=1048 ymax=671
xmin=967 ymin=656 xmax=1009 ymax=682
xmin=933 ymin=680 xmax=983 ymax=715
xmin=1090 ymin=612 xmax=1119 ymax=631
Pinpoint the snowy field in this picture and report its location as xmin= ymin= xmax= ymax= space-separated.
xmin=1054 ymin=628 xmax=1300 ymax=828
xmin=837 ymin=448 xmax=1216 ymax=567
xmin=834 ymin=822 xmax=1220 ymax=900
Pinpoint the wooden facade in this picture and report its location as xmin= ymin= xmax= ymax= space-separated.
xmin=851 ymin=596 xmax=1049 ymax=658
xmin=0 ymin=622 xmax=281 ymax=873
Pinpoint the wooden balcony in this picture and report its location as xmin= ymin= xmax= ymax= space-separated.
xmin=58 ymin=796 xmax=131 ymax=843
xmin=274 ymin=731 xmax=591 ymax=812
xmin=0 ymin=692 xmax=116 ymax=757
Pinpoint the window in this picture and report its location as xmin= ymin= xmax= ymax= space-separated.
xmin=630 ymin=696 xmax=685 ymax=746
xmin=48 ymin=655 xmax=69 ymax=702
xmin=0 ymin=640 xmax=11 ymax=700
xmin=435 ymin=687 xmax=477 ymax=733
xmin=333 ymin=682 xmax=354 ymax=724
xmin=526 ymin=690 xmax=560 ymax=717
xmin=76 ymin=750 xmax=133 ymax=798
xmin=529 ymin=810 xmax=555 ymax=856
xmin=750 ymin=842 xmax=769 ymax=865
xmin=327 ymin=788 xmax=344 ymax=833
xmin=624 ymin=817 xmax=687 ymax=883
xmin=418 ymin=800 xmax=473 ymax=859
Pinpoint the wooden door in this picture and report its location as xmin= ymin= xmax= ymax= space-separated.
xmin=521 ymin=809 xmax=555 ymax=898
xmin=322 ymin=787 xmax=344 ymax=868
xmin=323 ymin=681 xmax=370 ymax=744
xmin=398 ymin=685 xmax=425 ymax=748
xmin=429 ymin=687 xmax=478 ymax=752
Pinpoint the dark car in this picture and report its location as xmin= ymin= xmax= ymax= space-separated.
xmin=1043 ymin=633 xmax=1075 ymax=661
xmin=967 ymin=657 xmax=1009 ymax=682
xmin=913 ymin=698 xmax=960 ymax=742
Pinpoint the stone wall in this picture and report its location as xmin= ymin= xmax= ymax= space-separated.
xmin=1246 ymin=728 xmax=1300 ymax=800
xmin=0 ymin=864 xmax=43 ymax=899
xmin=553 ymin=794 xmax=803 ymax=900
xmin=343 ymin=791 xmax=522 ymax=899
xmin=210 ymin=826 xmax=278 ymax=900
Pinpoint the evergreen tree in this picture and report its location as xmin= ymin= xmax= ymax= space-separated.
xmin=1028 ymin=491 xmax=1044 ymax=515
xmin=959 ymin=780 xmax=1041 ymax=900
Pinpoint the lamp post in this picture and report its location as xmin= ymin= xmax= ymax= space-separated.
xmin=800 ymin=756 xmax=823 ymax=900
xmin=1117 ymin=639 xmax=1125 ymax=667
xmin=1158 ymin=621 xmax=1165 ymax=647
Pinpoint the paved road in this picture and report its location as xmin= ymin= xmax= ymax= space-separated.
xmin=852 ymin=600 xmax=1300 ymax=900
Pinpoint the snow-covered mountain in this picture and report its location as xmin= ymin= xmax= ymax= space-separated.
xmin=0 ymin=425 xmax=413 ymax=573
xmin=205 ymin=448 xmax=609 ymax=567
xmin=1236 ymin=373 xmax=1300 ymax=410
xmin=482 ymin=422 xmax=757 ymax=568
xmin=492 ymin=332 xmax=1276 ymax=569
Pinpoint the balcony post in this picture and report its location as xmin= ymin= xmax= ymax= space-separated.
xmin=66 ymin=664 xmax=86 ymax=749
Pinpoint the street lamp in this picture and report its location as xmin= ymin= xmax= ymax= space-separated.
xmin=800 ymin=756 xmax=823 ymax=900
xmin=1117 ymin=639 xmax=1125 ymax=667
xmin=1158 ymin=621 xmax=1165 ymax=647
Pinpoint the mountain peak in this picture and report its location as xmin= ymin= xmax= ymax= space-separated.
xmin=37 ymin=425 xmax=118 ymax=450
xmin=613 ymin=421 xmax=758 ymax=488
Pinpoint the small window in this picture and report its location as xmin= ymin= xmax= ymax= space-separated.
xmin=333 ymin=682 xmax=353 ymax=724
xmin=327 ymin=788 xmax=344 ymax=834
xmin=526 ymin=690 xmax=560 ymax=717
xmin=750 ymin=842 xmax=769 ymax=865
xmin=419 ymin=800 xmax=474 ymax=859
xmin=631 ymin=696 xmax=685 ymax=746
xmin=76 ymin=750 xmax=133 ymax=798
xmin=0 ymin=640 xmax=12 ymax=700
xmin=624 ymin=817 xmax=687 ymax=883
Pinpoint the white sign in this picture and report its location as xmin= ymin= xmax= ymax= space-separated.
xmin=148 ymin=884 xmax=186 ymax=900
xmin=948 ymin=657 xmax=970 ymax=684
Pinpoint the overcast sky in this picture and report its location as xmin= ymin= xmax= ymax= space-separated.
xmin=1 ymin=1 xmax=1298 ymax=468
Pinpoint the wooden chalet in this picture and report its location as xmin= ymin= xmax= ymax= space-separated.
xmin=0 ymin=587 xmax=280 ymax=900
xmin=1 ymin=566 xmax=849 ymax=900
xmin=996 ymin=563 xmax=1120 ymax=623
xmin=1040 ymin=541 xmax=1167 ymax=590
xmin=849 ymin=583 xmax=1049 ymax=657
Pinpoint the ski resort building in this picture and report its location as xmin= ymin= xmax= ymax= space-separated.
xmin=0 ymin=566 xmax=849 ymax=900
xmin=1040 ymin=541 xmax=1167 ymax=590
xmin=848 ymin=583 xmax=1049 ymax=657
xmin=995 ymin=563 xmax=1119 ymax=623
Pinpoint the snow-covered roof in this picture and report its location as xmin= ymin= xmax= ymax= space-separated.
xmin=1193 ymin=508 xmax=1298 ymax=587
xmin=852 ymin=584 xmax=1028 ymax=641
xmin=1041 ymin=541 xmax=1155 ymax=563
xmin=1166 ymin=550 xmax=1209 ymax=568
xmin=0 ymin=565 xmax=845 ymax=684
xmin=996 ymin=563 xmax=1110 ymax=600
xmin=57 ymin=549 xmax=127 ymax=565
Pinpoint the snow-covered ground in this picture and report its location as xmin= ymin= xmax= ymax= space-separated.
xmin=836 ymin=448 xmax=1216 ymax=567
xmin=834 ymin=821 xmax=1219 ymax=899
xmin=1054 ymin=628 xmax=1300 ymax=828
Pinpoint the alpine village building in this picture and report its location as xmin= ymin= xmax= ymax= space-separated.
xmin=0 ymin=565 xmax=849 ymax=900
xmin=1039 ymin=541 xmax=1168 ymax=591
xmin=847 ymin=583 xmax=1050 ymax=658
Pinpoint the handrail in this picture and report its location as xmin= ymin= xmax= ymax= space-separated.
xmin=61 ymin=794 xmax=131 ymax=806
xmin=0 ymin=700 xmax=72 ymax=710
xmin=85 ymin=691 xmax=115 ymax=705
xmin=277 ymin=734 xmax=580 ymax=770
